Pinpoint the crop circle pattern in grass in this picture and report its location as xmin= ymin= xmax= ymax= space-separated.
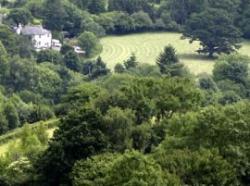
xmin=100 ymin=32 xmax=215 ymax=75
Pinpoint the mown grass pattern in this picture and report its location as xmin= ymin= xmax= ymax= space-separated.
xmin=101 ymin=32 xmax=250 ymax=75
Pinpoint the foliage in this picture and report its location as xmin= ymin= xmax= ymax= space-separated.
xmin=78 ymin=31 xmax=102 ymax=57
xmin=0 ymin=122 xmax=50 ymax=185
xmin=153 ymin=148 xmax=238 ymax=185
xmin=1 ymin=1 xmax=250 ymax=185
xmin=124 ymin=53 xmax=139 ymax=70
xmin=37 ymin=106 xmax=109 ymax=185
xmin=7 ymin=8 xmax=32 ymax=26
xmin=64 ymin=50 xmax=81 ymax=72
xmin=157 ymin=45 xmax=187 ymax=76
xmin=213 ymin=54 xmax=249 ymax=84
xmin=184 ymin=8 xmax=242 ymax=57
xmin=37 ymin=49 xmax=63 ymax=65
xmin=72 ymin=151 xmax=181 ymax=186
xmin=114 ymin=63 xmax=126 ymax=73
xmin=89 ymin=57 xmax=110 ymax=79
xmin=163 ymin=102 xmax=250 ymax=185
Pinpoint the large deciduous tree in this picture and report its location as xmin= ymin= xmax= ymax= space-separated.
xmin=72 ymin=151 xmax=180 ymax=186
xmin=43 ymin=0 xmax=66 ymax=31
xmin=8 ymin=8 xmax=32 ymax=26
xmin=37 ymin=106 xmax=109 ymax=185
xmin=183 ymin=8 xmax=242 ymax=57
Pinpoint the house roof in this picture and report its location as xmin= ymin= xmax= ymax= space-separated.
xmin=21 ymin=25 xmax=51 ymax=35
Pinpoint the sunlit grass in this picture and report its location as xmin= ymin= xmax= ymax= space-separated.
xmin=101 ymin=32 xmax=250 ymax=75
xmin=0 ymin=119 xmax=58 ymax=156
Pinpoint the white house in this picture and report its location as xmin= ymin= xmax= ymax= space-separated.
xmin=15 ymin=25 xmax=62 ymax=52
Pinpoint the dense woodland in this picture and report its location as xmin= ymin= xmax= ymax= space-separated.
xmin=0 ymin=0 xmax=250 ymax=185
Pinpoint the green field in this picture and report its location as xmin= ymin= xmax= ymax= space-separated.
xmin=101 ymin=32 xmax=250 ymax=75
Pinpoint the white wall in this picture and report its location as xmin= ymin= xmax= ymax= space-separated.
xmin=32 ymin=33 xmax=52 ymax=51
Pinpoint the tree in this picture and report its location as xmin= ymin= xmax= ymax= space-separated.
xmin=183 ymin=8 xmax=242 ymax=57
xmin=208 ymin=0 xmax=241 ymax=16
xmin=213 ymin=54 xmax=249 ymax=84
xmin=62 ymin=5 xmax=87 ymax=37
xmin=84 ymin=21 xmax=106 ymax=37
xmin=198 ymin=74 xmax=218 ymax=91
xmin=90 ymin=57 xmax=110 ymax=79
xmin=37 ymin=106 xmax=109 ymax=185
xmin=0 ymin=111 xmax=8 ymax=135
xmin=78 ymin=32 xmax=102 ymax=57
xmin=163 ymin=102 xmax=250 ymax=184
xmin=218 ymin=91 xmax=241 ymax=105
xmin=4 ymin=102 xmax=20 ymax=130
xmin=0 ymin=41 xmax=9 ymax=82
xmin=156 ymin=45 xmax=186 ymax=76
xmin=72 ymin=151 xmax=180 ymax=186
xmin=43 ymin=0 xmax=66 ymax=31
xmin=114 ymin=63 xmax=125 ymax=73
xmin=109 ymin=0 xmax=153 ymax=15
xmin=238 ymin=2 xmax=250 ymax=39
xmin=131 ymin=11 xmax=153 ymax=31
xmin=62 ymin=83 xmax=103 ymax=109
xmin=103 ymin=107 xmax=135 ymax=151
xmin=153 ymin=148 xmax=238 ymax=186
xmin=37 ymin=49 xmax=63 ymax=64
xmin=72 ymin=0 xmax=90 ymax=10
xmin=8 ymin=8 xmax=32 ymax=26
xmin=5 ymin=58 xmax=62 ymax=100
xmin=124 ymin=53 xmax=138 ymax=70
xmin=71 ymin=153 xmax=119 ymax=186
xmin=64 ymin=51 xmax=81 ymax=72
xmin=157 ymin=45 xmax=178 ymax=70
xmin=112 ymin=12 xmax=136 ymax=34
xmin=0 ymin=25 xmax=18 ymax=55
xmin=160 ymin=0 xmax=207 ymax=25
xmin=17 ymin=36 xmax=33 ymax=58
xmin=106 ymin=151 xmax=180 ymax=185
xmin=88 ymin=0 xmax=106 ymax=14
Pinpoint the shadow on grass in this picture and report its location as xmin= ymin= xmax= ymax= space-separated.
xmin=179 ymin=53 xmax=216 ymax=62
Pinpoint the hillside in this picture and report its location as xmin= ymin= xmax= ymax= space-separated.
xmin=0 ymin=119 xmax=58 ymax=155
xmin=1 ymin=0 xmax=250 ymax=185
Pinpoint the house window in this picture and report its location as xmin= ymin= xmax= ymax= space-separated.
xmin=39 ymin=35 xmax=41 ymax=38
xmin=38 ymin=41 xmax=41 ymax=46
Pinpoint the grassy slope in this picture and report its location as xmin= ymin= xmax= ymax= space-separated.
xmin=101 ymin=32 xmax=250 ymax=75
xmin=0 ymin=119 xmax=59 ymax=155
xmin=0 ymin=142 xmax=10 ymax=155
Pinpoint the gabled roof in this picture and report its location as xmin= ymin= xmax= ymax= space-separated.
xmin=21 ymin=25 xmax=51 ymax=35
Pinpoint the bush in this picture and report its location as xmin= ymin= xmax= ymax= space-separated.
xmin=78 ymin=32 xmax=102 ymax=57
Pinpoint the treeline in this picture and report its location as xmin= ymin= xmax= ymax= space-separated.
xmin=1 ymin=0 xmax=248 ymax=57
xmin=2 ymin=0 xmax=250 ymax=37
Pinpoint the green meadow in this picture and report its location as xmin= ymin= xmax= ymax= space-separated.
xmin=101 ymin=32 xmax=250 ymax=75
